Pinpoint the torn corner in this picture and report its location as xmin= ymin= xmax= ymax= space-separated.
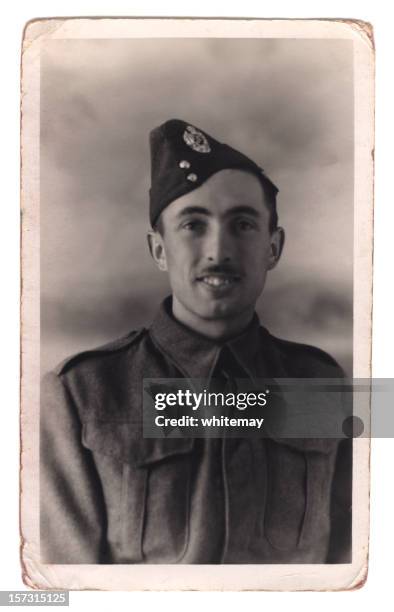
xmin=20 ymin=535 xmax=53 ymax=590
xmin=347 ymin=558 xmax=369 ymax=591
xmin=21 ymin=18 xmax=66 ymax=55
xmin=20 ymin=550 xmax=54 ymax=591
xmin=337 ymin=19 xmax=375 ymax=51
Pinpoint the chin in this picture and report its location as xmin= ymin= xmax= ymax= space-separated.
xmin=197 ymin=300 xmax=244 ymax=321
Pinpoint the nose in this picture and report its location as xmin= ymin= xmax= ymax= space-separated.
xmin=205 ymin=223 xmax=233 ymax=264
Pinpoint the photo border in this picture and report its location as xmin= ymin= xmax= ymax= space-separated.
xmin=20 ymin=16 xmax=374 ymax=591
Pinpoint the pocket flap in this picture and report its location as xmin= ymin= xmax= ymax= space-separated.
xmin=82 ymin=420 xmax=194 ymax=466
xmin=265 ymin=436 xmax=339 ymax=454
xmin=133 ymin=437 xmax=195 ymax=467
xmin=262 ymin=385 xmax=346 ymax=454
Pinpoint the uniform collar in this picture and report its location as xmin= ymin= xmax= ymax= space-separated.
xmin=149 ymin=296 xmax=263 ymax=380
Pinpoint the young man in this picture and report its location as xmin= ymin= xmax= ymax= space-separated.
xmin=41 ymin=119 xmax=351 ymax=564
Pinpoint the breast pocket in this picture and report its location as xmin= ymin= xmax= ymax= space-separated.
xmin=82 ymin=421 xmax=195 ymax=563
xmin=136 ymin=440 xmax=194 ymax=563
xmin=264 ymin=437 xmax=338 ymax=552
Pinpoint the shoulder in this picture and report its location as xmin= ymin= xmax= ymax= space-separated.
xmin=265 ymin=330 xmax=345 ymax=377
xmin=47 ymin=327 xmax=150 ymax=420
xmin=42 ymin=328 xmax=153 ymax=422
xmin=54 ymin=327 xmax=148 ymax=377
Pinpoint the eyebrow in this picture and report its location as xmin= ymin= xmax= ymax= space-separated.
xmin=176 ymin=205 xmax=261 ymax=218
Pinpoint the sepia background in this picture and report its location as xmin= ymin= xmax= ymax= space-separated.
xmin=41 ymin=38 xmax=353 ymax=376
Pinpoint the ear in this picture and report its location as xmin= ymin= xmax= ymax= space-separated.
xmin=147 ymin=230 xmax=168 ymax=272
xmin=267 ymin=227 xmax=285 ymax=270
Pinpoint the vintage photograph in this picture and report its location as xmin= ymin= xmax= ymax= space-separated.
xmin=21 ymin=18 xmax=373 ymax=590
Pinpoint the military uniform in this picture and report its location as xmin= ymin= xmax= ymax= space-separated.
xmin=40 ymin=119 xmax=351 ymax=564
xmin=41 ymin=297 xmax=351 ymax=564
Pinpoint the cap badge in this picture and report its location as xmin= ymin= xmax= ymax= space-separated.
xmin=183 ymin=125 xmax=211 ymax=153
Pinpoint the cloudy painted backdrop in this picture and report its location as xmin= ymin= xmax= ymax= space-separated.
xmin=41 ymin=38 xmax=353 ymax=375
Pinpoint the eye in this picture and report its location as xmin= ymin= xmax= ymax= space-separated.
xmin=181 ymin=219 xmax=206 ymax=232
xmin=234 ymin=218 xmax=258 ymax=231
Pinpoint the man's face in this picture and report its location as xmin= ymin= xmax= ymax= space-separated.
xmin=149 ymin=169 xmax=284 ymax=327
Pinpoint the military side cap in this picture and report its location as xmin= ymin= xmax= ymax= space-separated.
xmin=149 ymin=118 xmax=278 ymax=227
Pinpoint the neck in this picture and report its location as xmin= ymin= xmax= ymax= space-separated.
xmin=172 ymin=296 xmax=255 ymax=341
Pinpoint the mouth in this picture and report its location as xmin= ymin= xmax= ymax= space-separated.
xmin=196 ymin=274 xmax=241 ymax=289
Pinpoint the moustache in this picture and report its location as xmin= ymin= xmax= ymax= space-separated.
xmin=196 ymin=265 xmax=242 ymax=278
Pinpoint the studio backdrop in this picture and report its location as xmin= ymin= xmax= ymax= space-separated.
xmin=40 ymin=38 xmax=353 ymax=376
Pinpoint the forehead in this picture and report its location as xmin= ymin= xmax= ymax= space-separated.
xmin=163 ymin=169 xmax=267 ymax=219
